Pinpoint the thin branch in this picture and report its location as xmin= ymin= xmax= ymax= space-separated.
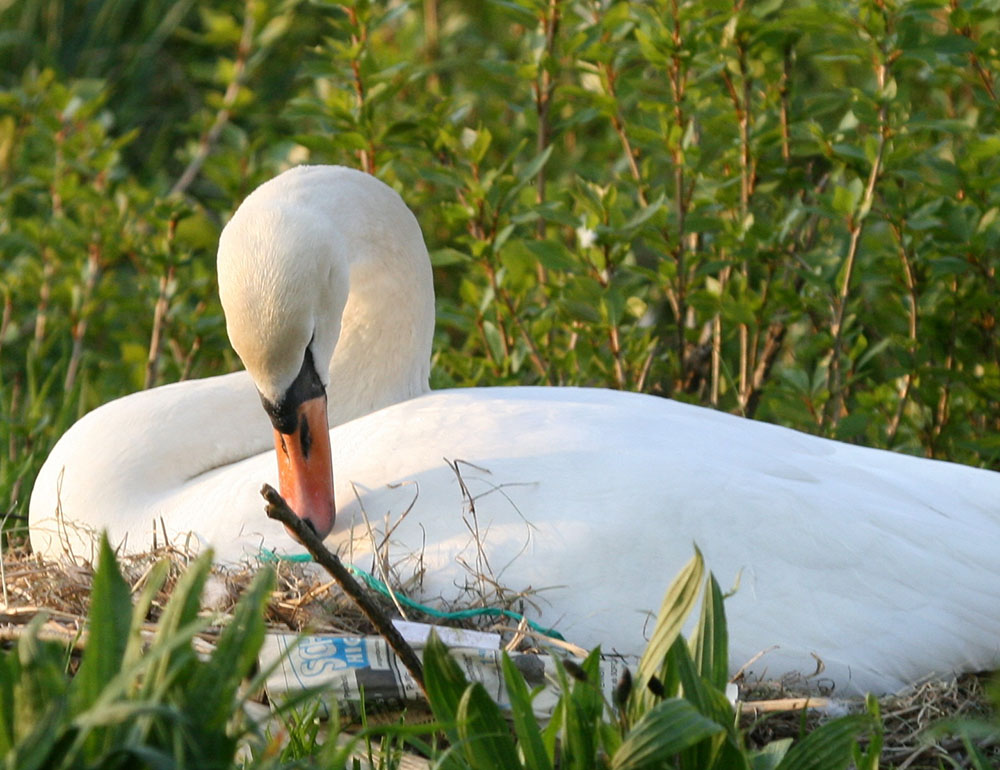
xmin=599 ymin=60 xmax=647 ymax=207
xmin=950 ymin=0 xmax=998 ymax=104
xmin=824 ymin=50 xmax=890 ymax=427
xmin=170 ymin=0 xmax=255 ymax=197
xmin=886 ymin=221 xmax=918 ymax=445
xmin=346 ymin=6 xmax=375 ymax=174
xmin=261 ymin=483 xmax=426 ymax=696
xmin=534 ymin=0 xmax=560 ymax=243
xmin=65 ymin=243 xmax=101 ymax=392
xmin=145 ymin=218 xmax=178 ymax=390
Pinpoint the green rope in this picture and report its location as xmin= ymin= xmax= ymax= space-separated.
xmin=259 ymin=548 xmax=565 ymax=640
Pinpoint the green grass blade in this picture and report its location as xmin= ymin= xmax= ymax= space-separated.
xmin=70 ymin=535 xmax=133 ymax=715
xmin=750 ymin=738 xmax=792 ymax=770
xmin=668 ymin=635 xmax=742 ymax=770
xmin=553 ymin=657 xmax=597 ymax=770
xmin=851 ymin=694 xmax=882 ymax=770
xmin=773 ymin=714 xmax=871 ymax=770
xmin=192 ymin=567 xmax=275 ymax=723
xmin=501 ymin=652 xmax=553 ymax=770
xmin=611 ymin=697 xmax=725 ymax=770
xmin=140 ymin=550 xmax=212 ymax=697
xmin=0 ymin=637 xmax=17 ymax=755
xmin=1 ymin=621 xmax=73 ymax=769
xmin=422 ymin=630 xmax=470 ymax=745
xmin=637 ymin=548 xmax=705 ymax=689
xmin=122 ymin=559 xmax=170 ymax=670
xmin=691 ymin=574 xmax=728 ymax=691
xmin=455 ymin=682 xmax=521 ymax=770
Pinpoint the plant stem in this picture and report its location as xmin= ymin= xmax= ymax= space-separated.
xmin=170 ymin=0 xmax=255 ymax=197
xmin=825 ymin=59 xmax=889 ymax=427
xmin=65 ymin=244 xmax=101 ymax=393
xmin=534 ymin=0 xmax=560 ymax=246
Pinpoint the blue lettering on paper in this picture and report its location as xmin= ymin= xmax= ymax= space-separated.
xmin=296 ymin=637 xmax=371 ymax=677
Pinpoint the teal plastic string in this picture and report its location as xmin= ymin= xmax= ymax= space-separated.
xmin=259 ymin=548 xmax=565 ymax=640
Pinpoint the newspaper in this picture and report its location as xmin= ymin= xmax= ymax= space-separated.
xmin=260 ymin=622 xmax=631 ymax=723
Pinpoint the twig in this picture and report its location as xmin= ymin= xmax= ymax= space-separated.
xmin=533 ymin=0 xmax=560 ymax=245
xmin=260 ymin=483 xmax=426 ymax=696
xmin=740 ymin=696 xmax=833 ymax=713
xmin=169 ymin=0 xmax=255 ymax=197
xmin=65 ymin=243 xmax=101 ymax=392
xmin=825 ymin=42 xmax=890 ymax=427
xmin=145 ymin=263 xmax=175 ymax=389
xmin=0 ymin=625 xmax=87 ymax=650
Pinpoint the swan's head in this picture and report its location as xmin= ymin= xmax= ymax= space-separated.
xmin=218 ymin=183 xmax=347 ymax=541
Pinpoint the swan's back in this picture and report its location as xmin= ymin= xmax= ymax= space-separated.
xmin=318 ymin=387 xmax=1000 ymax=694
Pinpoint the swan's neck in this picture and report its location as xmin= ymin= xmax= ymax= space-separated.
xmin=324 ymin=224 xmax=435 ymax=427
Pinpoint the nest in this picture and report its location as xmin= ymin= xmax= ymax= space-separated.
xmin=2 ymin=529 xmax=998 ymax=769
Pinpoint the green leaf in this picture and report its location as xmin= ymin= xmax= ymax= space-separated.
xmin=691 ymin=574 xmax=729 ymax=690
xmin=831 ymin=178 xmax=863 ymax=217
xmin=71 ymin=535 xmax=133 ymax=715
xmin=622 ymin=192 xmax=666 ymax=231
xmin=456 ymin=682 xmax=521 ymax=770
xmin=636 ymin=549 xmax=705 ymax=693
xmin=523 ymin=239 xmax=578 ymax=271
xmin=751 ymin=738 xmax=792 ymax=769
xmin=123 ymin=560 xmax=171 ymax=671
xmin=501 ymin=653 xmax=553 ymax=770
xmin=187 ymin=567 xmax=276 ymax=732
xmin=422 ymin=631 xmax=470 ymax=744
xmin=140 ymin=551 xmax=212 ymax=698
xmin=430 ymin=247 xmax=471 ymax=266
xmin=773 ymin=714 xmax=870 ymax=770
xmin=851 ymin=694 xmax=882 ymax=770
xmin=517 ymin=144 xmax=554 ymax=185
xmin=612 ymin=698 xmax=724 ymax=770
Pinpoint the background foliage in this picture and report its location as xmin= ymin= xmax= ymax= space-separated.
xmin=3 ymin=0 xmax=1000 ymax=526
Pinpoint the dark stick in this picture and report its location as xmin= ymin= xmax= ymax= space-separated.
xmin=260 ymin=483 xmax=426 ymax=695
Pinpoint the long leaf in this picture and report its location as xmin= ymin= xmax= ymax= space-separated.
xmin=456 ymin=682 xmax=521 ymax=770
xmin=612 ymin=698 xmax=724 ymax=770
xmin=635 ymin=548 xmax=705 ymax=709
xmin=422 ymin=631 xmax=470 ymax=745
xmin=555 ymin=657 xmax=597 ymax=770
xmin=669 ymin=636 xmax=739 ymax=770
xmin=501 ymin=653 xmax=553 ymax=770
xmin=140 ymin=550 xmax=212 ymax=698
xmin=0 ymin=635 xmax=18 ymax=754
xmin=71 ymin=535 xmax=133 ymax=715
xmin=773 ymin=714 xmax=870 ymax=770
xmin=750 ymin=738 xmax=792 ymax=770
xmin=122 ymin=558 xmax=169 ymax=671
xmin=188 ymin=567 xmax=275 ymax=730
xmin=691 ymin=574 xmax=728 ymax=691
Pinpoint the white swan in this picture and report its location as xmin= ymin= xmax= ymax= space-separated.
xmin=29 ymin=165 xmax=1000 ymax=695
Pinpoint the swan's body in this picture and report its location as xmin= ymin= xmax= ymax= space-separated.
xmin=29 ymin=165 xmax=1000 ymax=695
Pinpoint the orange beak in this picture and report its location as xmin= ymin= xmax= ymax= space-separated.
xmin=273 ymin=393 xmax=336 ymax=540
